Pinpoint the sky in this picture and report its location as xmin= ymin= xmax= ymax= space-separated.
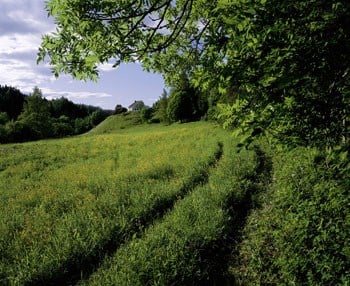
xmin=0 ymin=0 xmax=165 ymax=110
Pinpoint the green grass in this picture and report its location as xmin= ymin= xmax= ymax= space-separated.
xmin=81 ymin=137 xmax=258 ymax=285
xmin=230 ymin=144 xmax=350 ymax=285
xmin=0 ymin=121 xmax=229 ymax=284
xmin=1 ymin=116 xmax=348 ymax=285
xmin=87 ymin=111 xmax=144 ymax=135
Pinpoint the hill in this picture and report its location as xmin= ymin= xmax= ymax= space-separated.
xmin=87 ymin=111 xmax=144 ymax=135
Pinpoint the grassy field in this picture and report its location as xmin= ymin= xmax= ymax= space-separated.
xmin=1 ymin=116 xmax=348 ymax=285
xmin=0 ymin=120 xmax=243 ymax=285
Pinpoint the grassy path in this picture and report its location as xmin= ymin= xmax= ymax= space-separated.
xmin=79 ymin=140 xmax=269 ymax=285
xmin=32 ymin=142 xmax=223 ymax=285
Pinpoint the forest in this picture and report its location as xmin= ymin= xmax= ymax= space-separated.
xmin=0 ymin=85 xmax=113 ymax=143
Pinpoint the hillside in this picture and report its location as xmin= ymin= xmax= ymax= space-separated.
xmin=0 ymin=121 xmax=349 ymax=285
xmin=88 ymin=112 xmax=144 ymax=135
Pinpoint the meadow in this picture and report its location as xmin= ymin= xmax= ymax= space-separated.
xmin=0 ymin=121 xmax=235 ymax=285
xmin=0 ymin=115 xmax=348 ymax=285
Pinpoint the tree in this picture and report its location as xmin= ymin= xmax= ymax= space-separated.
xmin=166 ymin=73 xmax=206 ymax=122
xmin=38 ymin=0 xmax=198 ymax=80
xmin=152 ymin=89 xmax=170 ymax=123
xmin=213 ymin=0 xmax=350 ymax=147
xmin=0 ymin=113 xmax=9 ymax=143
xmin=50 ymin=97 xmax=79 ymax=118
xmin=114 ymin=104 xmax=127 ymax=115
xmin=167 ymin=89 xmax=193 ymax=123
xmin=90 ymin=109 xmax=106 ymax=126
xmin=17 ymin=87 xmax=53 ymax=140
xmin=0 ymin=112 xmax=9 ymax=125
xmin=140 ymin=106 xmax=154 ymax=123
xmin=52 ymin=115 xmax=74 ymax=137
xmin=39 ymin=0 xmax=350 ymax=147
xmin=74 ymin=117 xmax=91 ymax=134
xmin=0 ymin=85 xmax=26 ymax=120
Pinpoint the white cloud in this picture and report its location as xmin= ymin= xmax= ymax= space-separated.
xmin=0 ymin=34 xmax=41 ymax=55
xmin=98 ymin=63 xmax=115 ymax=72
xmin=0 ymin=1 xmax=57 ymax=95
xmin=0 ymin=57 xmax=48 ymax=93
xmin=7 ymin=9 xmax=54 ymax=34
xmin=42 ymin=88 xmax=113 ymax=101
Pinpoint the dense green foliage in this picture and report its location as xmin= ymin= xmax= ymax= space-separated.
xmin=213 ymin=0 xmax=350 ymax=147
xmin=151 ymin=89 xmax=170 ymax=123
xmin=0 ymin=86 xmax=112 ymax=143
xmin=150 ymin=78 xmax=208 ymax=124
xmin=231 ymin=144 xmax=350 ymax=285
xmin=166 ymin=75 xmax=208 ymax=123
xmin=0 ymin=85 xmax=26 ymax=120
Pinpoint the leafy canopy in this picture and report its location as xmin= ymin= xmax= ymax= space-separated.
xmin=39 ymin=0 xmax=350 ymax=147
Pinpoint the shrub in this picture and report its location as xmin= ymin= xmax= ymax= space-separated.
xmin=233 ymin=146 xmax=350 ymax=285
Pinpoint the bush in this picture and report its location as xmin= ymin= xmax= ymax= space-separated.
xmin=0 ymin=112 xmax=9 ymax=125
xmin=140 ymin=107 xmax=153 ymax=123
xmin=233 ymin=146 xmax=350 ymax=285
xmin=114 ymin=104 xmax=127 ymax=115
xmin=74 ymin=117 xmax=91 ymax=134
xmin=52 ymin=116 xmax=74 ymax=137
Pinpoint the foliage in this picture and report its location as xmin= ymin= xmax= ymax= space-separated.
xmin=74 ymin=117 xmax=92 ymax=134
xmin=39 ymin=0 xmax=350 ymax=148
xmin=89 ymin=109 xmax=107 ymax=127
xmin=140 ymin=106 xmax=154 ymax=123
xmin=52 ymin=115 xmax=74 ymax=137
xmin=212 ymin=0 xmax=350 ymax=148
xmin=0 ymin=85 xmax=26 ymax=120
xmin=0 ymin=86 xmax=111 ymax=143
xmin=167 ymin=74 xmax=207 ymax=123
xmin=167 ymin=89 xmax=193 ymax=123
xmin=113 ymin=104 xmax=127 ymax=115
xmin=152 ymin=89 xmax=170 ymax=123
xmin=232 ymin=145 xmax=350 ymax=285
xmin=38 ymin=0 xmax=197 ymax=80
xmin=16 ymin=87 xmax=54 ymax=140
xmin=2 ymin=121 xmax=27 ymax=143
xmin=0 ymin=113 xmax=9 ymax=125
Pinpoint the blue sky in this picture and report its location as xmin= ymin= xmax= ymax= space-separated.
xmin=0 ymin=0 xmax=165 ymax=110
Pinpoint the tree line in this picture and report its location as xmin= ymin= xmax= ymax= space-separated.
xmin=0 ymin=85 xmax=112 ymax=143
xmin=138 ymin=73 xmax=233 ymax=124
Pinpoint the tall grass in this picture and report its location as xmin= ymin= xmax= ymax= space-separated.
xmin=231 ymin=145 xmax=350 ymax=285
xmin=81 ymin=135 xmax=259 ymax=285
xmin=0 ymin=122 xmax=225 ymax=284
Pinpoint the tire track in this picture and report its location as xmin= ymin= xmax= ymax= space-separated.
xmin=28 ymin=142 xmax=224 ymax=286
